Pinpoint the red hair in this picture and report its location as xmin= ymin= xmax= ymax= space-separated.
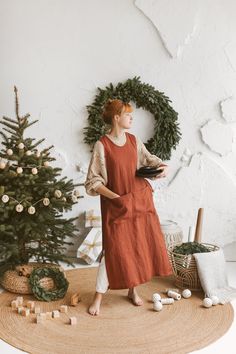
xmin=102 ymin=99 xmax=133 ymax=125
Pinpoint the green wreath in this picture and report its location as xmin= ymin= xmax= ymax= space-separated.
xmin=83 ymin=76 xmax=181 ymax=160
xmin=29 ymin=267 xmax=69 ymax=301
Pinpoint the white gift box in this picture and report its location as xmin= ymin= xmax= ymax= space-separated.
xmin=77 ymin=227 xmax=102 ymax=264
xmin=85 ymin=209 xmax=101 ymax=228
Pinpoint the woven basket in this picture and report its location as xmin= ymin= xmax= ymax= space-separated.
xmin=0 ymin=262 xmax=65 ymax=295
xmin=167 ymin=243 xmax=220 ymax=291
xmin=160 ymin=219 xmax=183 ymax=249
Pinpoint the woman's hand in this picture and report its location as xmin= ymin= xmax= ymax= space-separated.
xmin=149 ymin=164 xmax=168 ymax=180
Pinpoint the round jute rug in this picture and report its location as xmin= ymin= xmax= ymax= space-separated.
xmin=0 ymin=267 xmax=234 ymax=354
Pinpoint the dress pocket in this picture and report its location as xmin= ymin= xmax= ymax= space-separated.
xmin=106 ymin=192 xmax=132 ymax=224
xmin=133 ymin=184 xmax=154 ymax=216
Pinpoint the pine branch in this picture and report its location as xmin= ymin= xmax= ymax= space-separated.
xmin=14 ymin=86 xmax=20 ymax=121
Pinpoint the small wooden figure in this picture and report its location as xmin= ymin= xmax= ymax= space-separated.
xmin=26 ymin=301 xmax=35 ymax=310
xmin=69 ymin=317 xmax=77 ymax=325
xmin=60 ymin=305 xmax=68 ymax=313
xmin=36 ymin=313 xmax=46 ymax=324
xmin=70 ymin=292 xmax=81 ymax=306
xmin=17 ymin=306 xmax=24 ymax=314
xmin=11 ymin=300 xmax=18 ymax=309
xmin=34 ymin=306 xmax=40 ymax=314
xmin=22 ymin=308 xmax=30 ymax=316
xmin=46 ymin=312 xmax=53 ymax=319
xmin=16 ymin=296 xmax=23 ymax=306
xmin=52 ymin=310 xmax=60 ymax=318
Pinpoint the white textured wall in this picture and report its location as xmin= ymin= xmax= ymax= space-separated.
xmin=1 ymin=0 xmax=236 ymax=259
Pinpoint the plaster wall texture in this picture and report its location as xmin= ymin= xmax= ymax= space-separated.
xmin=1 ymin=0 xmax=236 ymax=259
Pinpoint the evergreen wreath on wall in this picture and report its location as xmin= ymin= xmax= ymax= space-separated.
xmin=83 ymin=76 xmax=181 ymax=160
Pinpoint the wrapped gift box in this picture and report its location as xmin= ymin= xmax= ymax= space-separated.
xmin=77 ymin=227 xmax=102 ymax=264
xmin=85 ymin=209 xmax=101 ymax=228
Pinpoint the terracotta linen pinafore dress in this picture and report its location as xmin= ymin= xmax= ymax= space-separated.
xmin=98 ymin=132 xmax=173 ymax=290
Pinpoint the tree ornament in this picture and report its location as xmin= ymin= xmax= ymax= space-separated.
xmin=29 ymin=267 xmax=69 ymax=301
xmin=62 ymin=197 xmax=67 ymax=202
xmin=0 ymin=161 xmax=6 ymax=169
xmin=7 ymin=149 xmax=13 ymax=156
xmin=28 ymin=206 xmax=36 ymax=215
xmin=74 ymin=189 xmax=80 ymax=197
xmin=25 ymin=150 xmax=32 ymax=156
xmin=84 ymin=76 xmax=181 ymax=160
xmin=31 ymin=167 xmax=38 ymax=175
xmin=2 ymin=194 xmax=9 ymax=203
xmin=54 ymin=189 xmax=62 ymax=198
xmin=71 ymin=195 xmax=77 ymax=203
xmin=36 ymin=151 xmax=41 ymax=158
xmin=43 ymin=161 xmax=49 ymax=167
xmin=16 ymin=167 xmax=23 ymax=174
xmin=18 ymin=142 xmax=25 ymax=149
xmin=43 ymin=197 xmax=50 ymax=206
xmin=16 ymin=204 xmax=24 ymax=212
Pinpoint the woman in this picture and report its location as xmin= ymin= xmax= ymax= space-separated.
xmin=84 ymin=99 xmax=173 ymax=316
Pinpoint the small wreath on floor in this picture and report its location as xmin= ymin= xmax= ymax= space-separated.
xmin=29 ymin=267 xmax=69 ymax=301
xmin=83 ymin=76 xmax=181 ymax=160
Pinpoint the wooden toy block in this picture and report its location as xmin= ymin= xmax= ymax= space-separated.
xmin=26 ymin=301 xmax=35 ymax=310
xmin=70 ymin=292 xmax=81 ymax=306
xmin=16 ymin=296 xmax=23 ymax=305
xmin=22 ymin=308 xmax=30 ymax=317
xmin=34 ymin=306 xmax=40 ymax=314
xmin=69 ymin=317 xmax=77 ymax=325
xmin=52 ymin=310 xmax=60 ymax=318
xmin=60 ymin=305 xmax=68 ymax=313
xmin=36 ymin=313 xmax=46 ymax=324
xmin=11 ymin=300 xmax=18 ymax=309
xmin=46 ymin=312 xmax=52 ymax=319
xmin=17 ymin=306 xmax=24 ymax=314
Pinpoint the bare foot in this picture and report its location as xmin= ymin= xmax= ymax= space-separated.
xmin=128 ymin=287 xmax=143 ymax=306
xmin=88 ymin=292 xmax=103 ymax=315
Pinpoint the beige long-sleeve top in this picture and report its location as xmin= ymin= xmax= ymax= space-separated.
xmin=84 ymin=133 xmax=163 ymax=196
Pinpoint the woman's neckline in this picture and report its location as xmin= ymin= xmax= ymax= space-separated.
xmin=105 ymin=132 xmax=128 ymax=147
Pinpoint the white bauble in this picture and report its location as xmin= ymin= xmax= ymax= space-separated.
xmin=152 ymin=293 xmax=161 ymax=302
xmin=182 ymin=289 xmax=192 ymax=299
xmin=43 ymin=198 xmax=50 ymax=206
xmin=44 ymin=161 xmax=49 ymax=167
xmin=2 ymin=194 xmax=9 ymax=203
xmin=62 ymin=197 xmax=67 ymax=202
xmin=31 ymin=168 xmax=38 ymax=175
xmin=0 ymin=161 xmax=6 ymax=169
xmin=18 ymin=143 xmax=25 ymax=149
xmin=203 ymin=298 xmax=213 ymax=308
xmin=26 ymin=150 xmax=32 ymax=156
xmin=28 ymin=206 xmax=36 ymax=215
xmin=74 ymin=189 xmax=80 ymax=197
xmin=16 ymin=204 xmax=24 ymax=212
xmin=16 ymin=167 xmax=23 ymax=174
xmin=153 ymin=301 xmax=163 ymax=311
xmin=210 ymin=295 xmax=219 ymax=305
xmin=36 ymin=151 xmax=41 ymax=158
xmin=72 ymin=195 xmax=77 ymax=203
xmin=7 ymin=149 xmax=13 ymax=156
xmin=54 ymin=190 xmax=62 ymax=198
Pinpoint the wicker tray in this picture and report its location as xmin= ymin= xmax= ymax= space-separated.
xmin=0 ymin=262 xmax=65 ymax=294
xmin=167 ymin=243 xmax=220 ymax=291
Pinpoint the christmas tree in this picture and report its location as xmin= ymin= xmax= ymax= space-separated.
xmin=0 ymin=87 xmax=80 ymax=271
